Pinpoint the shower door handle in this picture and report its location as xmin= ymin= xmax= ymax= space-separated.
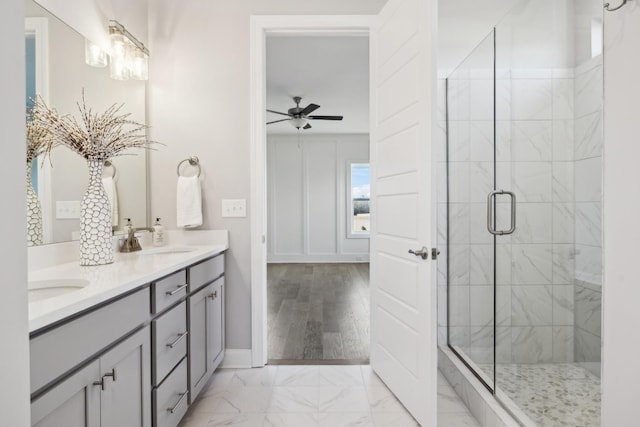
xmin=487 ymin=190 xmax=516 ymax=235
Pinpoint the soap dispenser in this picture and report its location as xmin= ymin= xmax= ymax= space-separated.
xmin=153 ymin=218 xmax=165 ymax=246
xmin=124 ymin=218 xmax=133 ymax=235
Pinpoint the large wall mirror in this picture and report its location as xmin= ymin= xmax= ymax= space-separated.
xmin=26 ymin=0 xmax=148 ymax=245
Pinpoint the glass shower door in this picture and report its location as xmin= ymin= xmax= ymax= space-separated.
xmin=493 ymin=0 xmax=603 ymax=425
xmin=446 ymin=30 xmax=496 ymax=389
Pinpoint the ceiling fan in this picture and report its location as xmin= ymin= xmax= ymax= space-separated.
xmin=266 ymin=96 xmax=344 ymax=130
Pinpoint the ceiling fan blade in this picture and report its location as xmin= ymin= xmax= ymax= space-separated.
xmin=300 ymin=103 xmax=320 ymax=116
xmin=266 ymin=118 xmax=290 ymax=125
xmin=308 ymin=115 xmax=343 ymax=121
xmin=266 ymin=109 xmax=292 ymax=117
xmin=303 ymin=123 xmax=312 ymax=130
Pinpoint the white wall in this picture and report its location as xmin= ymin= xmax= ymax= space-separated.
xmin=267 ymin=134 xmax=370 ymax=263
xmin=148 ymin=0 xmax=386 ymax=350
xmin=602 ymin=4 xmax=640 ymax=424
xmin=0 ymin=0 xmax=30 ymax=424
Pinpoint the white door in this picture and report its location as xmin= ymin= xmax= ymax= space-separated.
xmin=370 ymin=0 xmax=437 ymax=424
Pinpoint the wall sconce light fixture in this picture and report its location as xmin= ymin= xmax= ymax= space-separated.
xmin=84 ymin=20 xmax=149 ymax=81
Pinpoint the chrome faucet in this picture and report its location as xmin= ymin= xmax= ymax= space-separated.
xmin=120 ymin=227 xmax=155 ymax=253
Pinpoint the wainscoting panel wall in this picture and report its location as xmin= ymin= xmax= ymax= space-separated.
xmin=267 ymin=134 xmax=370 ymax=263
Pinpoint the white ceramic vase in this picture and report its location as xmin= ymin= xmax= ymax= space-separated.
xmin=80 ymin=159 xmax=113 ymax=266
xmin=26 ymin=159 xmax=43 ymax=246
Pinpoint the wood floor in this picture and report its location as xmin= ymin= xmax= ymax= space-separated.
xmin=267 ymin=263 xmax=370 ymax=363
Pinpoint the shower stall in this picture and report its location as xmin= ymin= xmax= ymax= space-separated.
xmin=438 ymin=0 xmax=603 ymax=425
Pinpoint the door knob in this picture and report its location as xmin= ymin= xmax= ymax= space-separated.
xmin=408 ymin=247 xmax=429 ymax=260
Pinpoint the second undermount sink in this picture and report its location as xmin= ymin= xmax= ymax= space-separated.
xmin=139 ymin=247 xmax=197 ymax=255
xmin=28 ymin=279 xmax=90 ymax=303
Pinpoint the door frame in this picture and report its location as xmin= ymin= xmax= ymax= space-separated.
xmin=249 ymin=15 xmax=374 ymax=367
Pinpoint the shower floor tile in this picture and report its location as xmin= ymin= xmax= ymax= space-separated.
xmin=483 ymin=363 xmax=600 ymax=427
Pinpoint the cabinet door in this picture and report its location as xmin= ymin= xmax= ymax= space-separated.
xmin=188 ymin=283 xmax=212 ymax=402
xmin=100 ymin=327 xmax=151 ymax=427
xmin=31 ymin=360 xmax=101 ymax=427
xmin=209 ymin=279 xmax=225 ymax=367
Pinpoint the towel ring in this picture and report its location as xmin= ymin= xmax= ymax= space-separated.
xmin=605 ymin=0 xmax=630 ymax=11
xmin=177 ymin=156 xmax=201 ymax=178
xmin=104 ymin=160 xmax=117 ymax=178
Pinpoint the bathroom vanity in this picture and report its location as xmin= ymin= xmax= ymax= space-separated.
xmin=27 ymin=231 xmax=228 ymax=427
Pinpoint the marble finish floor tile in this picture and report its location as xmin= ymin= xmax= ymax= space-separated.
xmin=264 ymin=413 xmax=319 ymax=427
xmin=180 ymin=366 xmax=480 ymax=427
xmin=319 ymin=365 xmax=364 ymax=386
xmin=319 ymin=386 xmax=370 ymax=412
xmin=269 ymin=386 xmax=320 ymax=413
xmin=319 ymin=412 xmax=374 ymax=427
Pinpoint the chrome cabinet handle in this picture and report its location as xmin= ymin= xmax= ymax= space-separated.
xmin=166 ymin=284 xmax=188 ymax=296
xmin=167 ymin=391 xmax=189 ymax=414
xmin=93 ymin=368 xmax=117 ymax=391
xmin=487 ymin=190 xmax=516 ymax=235
xmin=93 ymin=378 xmax=106 ymax=391
xmin=167 ymin=331 xmax=188 ymax=349
xmin=208 ymin=290 xmax=218 ymax=300
xmin=408 ymin=247 xmax=429 ymax=260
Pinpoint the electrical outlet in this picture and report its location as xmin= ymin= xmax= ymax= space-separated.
xmin=221 ymin=199 xmax=246 ymax=218
xmin=56 ymin=201 xmax=81 ymax=219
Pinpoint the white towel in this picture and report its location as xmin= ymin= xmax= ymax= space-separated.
xmin=177 ymin=175 xmax=202 ymax=228
xmin=102 ymin=176 xmax=119 ymax=226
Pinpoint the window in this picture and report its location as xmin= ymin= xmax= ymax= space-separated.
xmin=348 ymin=162 xmax=370 ymax=237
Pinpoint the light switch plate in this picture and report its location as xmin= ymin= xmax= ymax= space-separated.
xmin=56 ymin=201 xmax=81 ymax=219
xmin=221 ymin=199 xmax=246 ymax=218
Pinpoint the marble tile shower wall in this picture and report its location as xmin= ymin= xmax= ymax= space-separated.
xmin=438 ymin=64 xmax=591 ymax=366
xmin=573 ymin=56 xmax=603 ymax=377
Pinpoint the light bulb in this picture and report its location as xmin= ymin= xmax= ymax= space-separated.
xmin=85 ymin=39 xmax=107 ymax=67
xmin=289 ymin=117 xmax=308 ymax=129
xmin=130 ymin=48 xmax=149 ymax=80
xmin=109 ymin=32 xmax=130 ymax=80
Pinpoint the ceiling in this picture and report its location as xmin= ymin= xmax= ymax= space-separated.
xmin=264 ymin=0 xmax=518 ymax=135
xmin=266 ymin=35 xmax=369 ymax=135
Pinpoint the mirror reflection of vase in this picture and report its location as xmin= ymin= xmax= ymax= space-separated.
xmin=79 ymin=160 xmax=113 ymax=266
xmin=26 ymin=159 xmax=43 ymax=246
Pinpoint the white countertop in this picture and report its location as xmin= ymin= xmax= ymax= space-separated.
xmin=28 ymin=230 xmax=228 ymax=333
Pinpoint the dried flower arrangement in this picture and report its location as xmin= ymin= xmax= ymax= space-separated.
xmin=26 ymin=103 xmax=55 ymax=163
xmin=33 ymin=91 xmax=157 ymax=161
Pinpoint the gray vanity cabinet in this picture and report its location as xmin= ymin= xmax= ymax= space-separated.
xmin=31 ymin=361 xmax=101 ymax=427
xmin=31 ymin=327 xmax=150 ymax=427
xmin=100 ymin=327 xmax=151 ymax=427
xmin=188 ymin=277 xmax=225 ymax=402
xmin=30 ymin=251 xmax=226 ymax=427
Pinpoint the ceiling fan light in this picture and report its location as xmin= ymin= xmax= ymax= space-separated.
xmin=289 ymin=117 xmax=308 ymax=129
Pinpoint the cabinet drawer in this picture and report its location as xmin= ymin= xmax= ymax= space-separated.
xmin=30 ymin=288 xmax=149 ymax=395
xmin=152 ymin=270 xmax=187 ymax=314
xmin=153 ymin=302 xmax=187 ymax=386
xmin=153 ymin=358 xmax=188 ymax=427
xmin=188 ymin=254 xmax=224 ymax=291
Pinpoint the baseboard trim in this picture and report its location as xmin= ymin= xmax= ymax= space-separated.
xmin=220 ymin=349 xmax=253 ymax=368
xmin=267 ymin=254 xmax=369 ymax=263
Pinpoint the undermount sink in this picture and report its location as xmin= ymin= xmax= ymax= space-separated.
xmin=139 ymin=247 xmax=197 ymax=255
xmin=28 ymin=279 xmax=90 ymax=303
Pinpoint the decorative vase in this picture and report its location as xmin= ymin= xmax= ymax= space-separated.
xmin=26 ymin=159 xmax=43 ymax=246
xmin=80 ymin=159 xmax=113 ymax=266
